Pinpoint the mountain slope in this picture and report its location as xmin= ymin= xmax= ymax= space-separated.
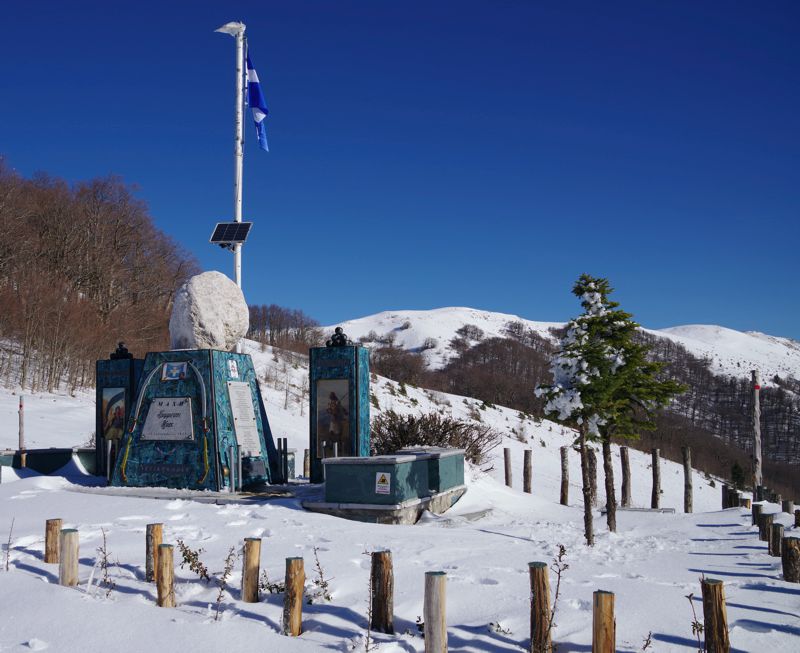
xmin=331 ymin=307 xmax=800 ymax=383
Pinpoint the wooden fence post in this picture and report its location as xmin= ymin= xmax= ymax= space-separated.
xmin=795 ymin=509 xmax=800 ymax=528
xmin=752 ymin=503 xmax=762 ymax=527
xmin=146 ymin=523 xmax=163 ymax=583
xmin=58 ymin=529 xmax=79 ymax=587
xmin=701 ymin=579 xmax=730 ymax=653
xmin=620 ymin=446 xmax=631 ymax=508
xmin=759 ymin=513 xmax=774 ymax=542
xmin=156 ymin=544 xmax=175 ymax=607
xmin=592 ymin=590 xmax=615 ymax=653
xmin=523 ymin=449 xmax=532 ymax=494
xmin=560 ymin=447 xmax=569 ymax=506
xmin=370 ymin=550 xmax=394 ymax=634
xmin=782 ymin=537 xmax=800 ymax=582
xmin=741 ymin=497 xmax=751 ymax=509
xmin=283 ymin=557 xmax=304 ymax=636
xmin=721 ymin=484 xmax=729 ymax=509
xmin=682 ymin=446 xmax=692 ymax=513
xmin=729 ymin=492 xmax=740 ymax=508
xmin=303 ymin=448 xmax=310 ymax=478
xmin=504 ymin=448 xmax=512 ymax=488
xmin=424 ymin=571 xmax=447 ymax=653
xmin=769 ymin=524 xmax=784 ymax=557
xmin=44 ymin=518 xmax=62 ymax=564
xmin=782 ymin=499 xmax=794 ymax=515
xmin=651 ymin=449 xmax=661 ymax=509
xmin=529 ymin=562 xmax=551 ymax=653
xmin=242 ymin=537 xmax=262 ymax=603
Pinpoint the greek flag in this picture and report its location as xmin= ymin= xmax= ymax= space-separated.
xmin=246 ymin=52 xmax=269 ymax=151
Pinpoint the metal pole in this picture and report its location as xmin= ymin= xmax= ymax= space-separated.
xmin=18 ymin=395 xmax=24 ymax=451
xmin=229 ymin=445 xmax=236 ymax=493
xmin=216 ymin=21 xmax=247 ymax=354
xmin=18 ymin=395 xmax=25 ymax=467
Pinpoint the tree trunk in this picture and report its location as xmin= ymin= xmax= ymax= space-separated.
xmin=588 ymin=447 xmax=598 ymax=507
xmin=620 ymin=446 xmax=631 ymax=508
xmin=579 ymin=429 xmax=594 ymax=546
xmin=602 ymin=440 xmax=616 ymax=533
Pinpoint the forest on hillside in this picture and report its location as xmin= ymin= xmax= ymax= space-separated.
xmin=0 ymin=162 xmax=198 ymax=392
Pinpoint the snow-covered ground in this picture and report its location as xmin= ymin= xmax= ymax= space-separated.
xmin=1 ymin=340 xmax=798 ymax=651
xmin=331 ymin=306 xmax=800 ymax=383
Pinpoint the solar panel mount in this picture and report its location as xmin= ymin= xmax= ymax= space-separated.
xmin=210 ymin=222 xmax=253 ymax=250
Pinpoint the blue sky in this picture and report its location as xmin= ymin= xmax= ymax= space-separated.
xmin=2 ymin=1 xmax=798 ymax=338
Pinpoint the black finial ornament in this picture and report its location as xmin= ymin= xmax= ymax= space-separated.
xmin=110 ymin=342 xmax=133 ymax=360
xmin=326 ymin=326 xmax=353 ymax=348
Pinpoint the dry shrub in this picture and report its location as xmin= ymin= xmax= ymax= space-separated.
xmin=370 ymin=410 xmax=500 ymax=464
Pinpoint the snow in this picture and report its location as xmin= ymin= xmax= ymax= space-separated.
xmin=330 ymin=307 xmax=800 ymax=384
xmin=1 ymin=334 xmax=798 ymax=651
xmin=653 ymin=324 xmax=800 ymax=382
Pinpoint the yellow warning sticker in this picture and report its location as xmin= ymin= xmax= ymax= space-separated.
xmin=375 ymin=472 xmax=391 ymax=495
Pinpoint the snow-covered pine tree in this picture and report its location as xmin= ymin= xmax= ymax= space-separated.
xmin=536 ymin=274 xmax=684 ymax=544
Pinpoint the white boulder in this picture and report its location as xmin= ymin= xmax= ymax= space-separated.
xmin=169 ymin=271 xmax=249 ymax=351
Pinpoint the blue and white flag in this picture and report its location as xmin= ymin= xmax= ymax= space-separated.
xmin=246 ymin=52 xmax=269 ymax=151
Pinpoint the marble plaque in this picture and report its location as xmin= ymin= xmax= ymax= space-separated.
xmin=227 ymin=381 xmax=262 ymax=456
xmin=141 ymin=397 xmax=194 ymax=441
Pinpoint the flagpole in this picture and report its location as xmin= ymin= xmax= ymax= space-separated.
xmin=216 ymin=21 xmax=247 ymax=354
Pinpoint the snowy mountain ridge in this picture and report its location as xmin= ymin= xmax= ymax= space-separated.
xmin=329 ymin=307 xmax=800 ymax=383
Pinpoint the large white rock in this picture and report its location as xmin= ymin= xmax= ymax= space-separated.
xmin=169 ymin=271 xmax=249 ymax=351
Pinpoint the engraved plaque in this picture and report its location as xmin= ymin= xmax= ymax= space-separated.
xmin=227 ymin=381 xmax=262 ymax=456
xmin=141 ymin=397 xmax=194 ymax=441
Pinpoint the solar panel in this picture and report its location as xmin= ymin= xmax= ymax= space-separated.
xmin=210 ymin=222 xmax=253 ymax=249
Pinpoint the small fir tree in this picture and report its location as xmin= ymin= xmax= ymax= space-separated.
xmin=536 ymin=274 xmax=684 ymax=544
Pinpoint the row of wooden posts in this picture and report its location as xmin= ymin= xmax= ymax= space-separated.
xmin=504 ymin=445 xmax=694 ymax=511
xmin=40 ymin=516 xmax=629 ymax=651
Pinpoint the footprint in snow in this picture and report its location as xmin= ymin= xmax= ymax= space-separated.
xmin=25 ymin=639 xmax=48 ymax=650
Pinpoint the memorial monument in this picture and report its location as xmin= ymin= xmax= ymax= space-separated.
xmin=110 ymin=271 xmax=280 ymax=491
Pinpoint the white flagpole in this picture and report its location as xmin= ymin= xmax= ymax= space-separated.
xmin=216 ymin=21 xmax=247 ymax=353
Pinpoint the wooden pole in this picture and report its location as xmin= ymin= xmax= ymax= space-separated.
xmin=682 ymin=446 xmax=692 ymax=513
xmin=721 ymin=483 xmax=729 ymax=510
xmin=424 ymin=571 xmax=447 ymax=653
xmin=370 ymin=550 xmax=394 ymax=635
xmin=592 ymin=590 xmax=615 ymax=653
xmin=18 ymin=395 xmax=25 ymax=467
xmin=588 ymin=447 xmax=598 ymax=507
xmin=782 ymin=537 xmax=800 ymax=583
xmin=769 ymin=524 xmax=784 ymax=557
xmin=741 ymin=497 xmax=751 ymax=509
xmin=241 ymin=537 xmax=261 ymax=603
xmin=729 ymin=491 xmax=740 ymax=508
xmin=752 ymin=503 xmax=762 ymax=527
xmin=58 ymin=529 xmax=79 ymax=587
xmin=504 ymin=447 xmax=512 ymax=488
xmin=795 ymin=509 xmax=800 ymax=528
xmin=701 ymin=579 xmax=730 ymax=653
xmin=529 ymin=562 xmax=551 ymax=653
xmin=620 ymin=446 xmax=631 ymax=508
xmin=759 ymin=513 xmax=774 ymax=542
xmin=560 ymin=446 xmax=569 ymax=506
xmin=523 ymin=449 xmax=532 ymax=494
xmin=303 ymin=448 xmax=310 ymax=478
xmin=156 ymin=544 xmax=175 ymax=607
xmin=752 ymin=370 xmax=762 ymax=488
xmin=782 ymin=499 xmax=794 ymax=514
xmin=44 ymin=518 xmax=62 ymax=564
xmin=145 ymin=523 xmax=163 ymax=583
xmin=283 ymin=557 xmax=304 ymax=636
xmin=651 ymin=448 xmax=661 ymax=509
